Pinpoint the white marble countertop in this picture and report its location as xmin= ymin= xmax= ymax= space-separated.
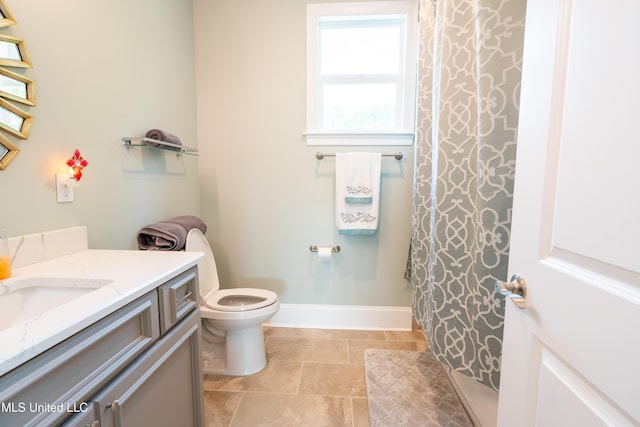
xmin=0 ymin=248 xmax=203 ymax=376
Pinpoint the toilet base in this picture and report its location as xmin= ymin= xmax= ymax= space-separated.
xmin=201 ymin=323 xmax=268 ymax=376
xmin=201 ymin=340 xmax=227 ymax=374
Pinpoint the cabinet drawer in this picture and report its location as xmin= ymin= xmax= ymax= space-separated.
xmin=0 ymin=291 xmax=160 ymax=427
xmin=158 ymin=266 xmax=198 ymax=333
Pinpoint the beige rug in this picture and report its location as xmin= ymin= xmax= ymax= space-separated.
xmin=364 ymin=349 xmax=473 ymax=427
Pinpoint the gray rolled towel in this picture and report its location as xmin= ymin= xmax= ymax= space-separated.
xmin=144 ymin=129 xmax=183 ymax=150
xmin=137 ymin=215 xmax=207 ymax=251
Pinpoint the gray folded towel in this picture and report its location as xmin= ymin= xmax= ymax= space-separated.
xmin=137 ymin=215 xmax=207 ymax=251
xmin=144 ymin=129 xmax=183 ymax=150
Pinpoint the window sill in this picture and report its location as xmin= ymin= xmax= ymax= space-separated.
xmin=304 ymin=132 xmax=414 ymax=146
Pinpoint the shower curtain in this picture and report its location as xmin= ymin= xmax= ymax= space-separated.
xmin=410 ymin=0 xmax=526 ymax=391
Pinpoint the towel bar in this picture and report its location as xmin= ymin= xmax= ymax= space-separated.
xmin=309 ymin=245 xmax=341 ymax=253
xmin=122 ymin=137 xmax=199 ymax=156
xmin=315 ymin=152 xmax=402 ymax=160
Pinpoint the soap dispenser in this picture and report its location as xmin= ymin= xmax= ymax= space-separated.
xmin=0 ymin=227 xmax=10 ymax=279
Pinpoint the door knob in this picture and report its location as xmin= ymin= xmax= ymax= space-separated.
xmin=495 ymin=274 xmax=527 ymax=309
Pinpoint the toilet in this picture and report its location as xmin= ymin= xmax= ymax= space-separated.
xmin=186 ymin=228 xmax=279 ymax=376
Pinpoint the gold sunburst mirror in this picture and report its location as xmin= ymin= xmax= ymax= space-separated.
xmin=0 ymin=97 xmax=31 ymax=139
xmin=0 ymin=0 xmax=35 ymax=170
xmin=0 ymin=131 xmax=18 ymax=169
xmin=0 ymin=34 xmax=31 ymax=68
xmin=0 ymin=67 xmax=35 ymax=106
xmin=0 ymin=0 xmax=15 ymax=28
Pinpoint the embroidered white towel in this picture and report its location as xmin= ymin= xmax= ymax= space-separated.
xmin=335 ymin=153 xmax=382 ymax=235
xmin=345 ymin=152 xmax=376 ymax=203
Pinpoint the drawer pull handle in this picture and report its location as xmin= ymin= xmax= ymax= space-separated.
xmin=176 ymin=291 xmax=193 ymax=305
xmin=107 ymin=400 xmax=123 ymax=427
xmin=85 ymin=401 xmax=102 ymax=427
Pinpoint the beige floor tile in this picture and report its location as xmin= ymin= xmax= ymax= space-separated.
xmin=348 ymin=339 xmax=428 ymax=365
xmin=231 ymin=392 xmax=352 ymax=427
xmin=308 ymin=329 xmax=386 ymax=341
xmin=204 ymin=390 xmax=243 ymax=427
xmin=266 ymin=336 xmax=349 ymax=363
xmin=383 ymin=329 xmax=427 ymax=342
xmin=202 ymin=326 xmax=438 ymax=426
xmin=351 ymin=397 xmax=370 ymax=427
xmin=264 ymin=326 xmax=309 ymax=338
xmin=299 ymin=362 xmax=366 ymax=397
xmin=204 ymin=359 xmax=302 ymax=394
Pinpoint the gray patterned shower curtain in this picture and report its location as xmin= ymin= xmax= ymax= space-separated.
xmin=410 ymin=0 xmax=526 ymax=391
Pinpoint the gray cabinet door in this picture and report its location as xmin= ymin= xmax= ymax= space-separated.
xmin=66 ymin=309 xmax=204 ymax=427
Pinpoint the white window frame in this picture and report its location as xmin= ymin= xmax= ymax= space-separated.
xmin=305 ymin=1 xmax=418 ymax=146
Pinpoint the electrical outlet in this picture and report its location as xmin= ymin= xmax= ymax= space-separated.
xmin=55 ymin=174 xmax=74 ymax=203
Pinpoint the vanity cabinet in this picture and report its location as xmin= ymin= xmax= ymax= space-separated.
xmin=0 ymin=267 xmax=203 ymax=427
xmin=65 ymin=310 xmax=202 ymax=427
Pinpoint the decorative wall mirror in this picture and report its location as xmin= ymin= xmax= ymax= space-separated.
xmin=0 ymin=131 xmax=17 ymax=169
xmin=0 ymin=67 xmax=35 ymax=106
xmin=0 ymin=0 xmax=15 ymax=28
xmin=0 ymin=97 xmax=31 ymax=139
xmin=0 ymin=0 xmax=35 ymax=170
xmin=0 ymin=34 xmax=30 ymax=68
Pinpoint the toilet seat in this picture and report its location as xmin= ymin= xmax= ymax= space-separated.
xmin=204 ymin=288 xmax=278 ymax=312
xmin=185 ymin=228 xmax=279 ymax=314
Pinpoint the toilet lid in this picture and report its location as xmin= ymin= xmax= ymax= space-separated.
xmin=185 ymin=228 xmax=221 ymax=296
xmin=204 ymin=288 xmax=278 ymax=312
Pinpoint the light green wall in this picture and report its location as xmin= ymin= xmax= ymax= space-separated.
xmin=0 ymin=0 xmax=413 ymax=308
xmin=0 ymin=0 xmax=201 ymax=249
xmin=193 ymin=0 xmax=414 ymax=306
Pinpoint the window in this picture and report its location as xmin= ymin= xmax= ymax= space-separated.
xmin=306 ymin=1 xmax=418 ymax=145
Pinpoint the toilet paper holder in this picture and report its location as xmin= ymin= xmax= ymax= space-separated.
xmin=309 ymin=245 xmax=341 ymax=253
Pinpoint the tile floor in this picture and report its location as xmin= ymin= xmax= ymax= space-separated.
xmin=203 ymin=324 xmax=428 ymax=427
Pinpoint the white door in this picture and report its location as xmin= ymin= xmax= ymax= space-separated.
xmin=497 ymin=0 xmax=640 ymax=426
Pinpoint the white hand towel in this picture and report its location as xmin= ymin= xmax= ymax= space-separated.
xmin=345 ymin=152 xmax=375 ymax=203
xmin=335 ymin=153 xmax=382 ymax=235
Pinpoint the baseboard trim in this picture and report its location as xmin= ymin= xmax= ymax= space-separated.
xmin=266 ymin=303 xmax=413 ymax=331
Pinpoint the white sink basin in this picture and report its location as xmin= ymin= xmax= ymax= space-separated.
xmin=0 ymin=277 xmax=113 ymax=331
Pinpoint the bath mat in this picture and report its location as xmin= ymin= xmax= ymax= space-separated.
xmin=364 ymin=349 xmax=473 ymax=427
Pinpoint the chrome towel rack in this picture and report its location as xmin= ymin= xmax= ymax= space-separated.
xmin=315 ymin=152 xmax=403 ymax=160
